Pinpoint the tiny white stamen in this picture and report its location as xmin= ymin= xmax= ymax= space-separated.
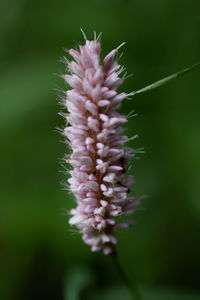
xmin=80 ymin=28 xmax=87 ymax=41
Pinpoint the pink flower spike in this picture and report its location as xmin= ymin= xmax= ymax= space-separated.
xmin=62 ymin=32 xmax=139 ymax=254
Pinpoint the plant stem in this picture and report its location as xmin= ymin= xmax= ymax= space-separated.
xmin=111 ymin=251 xmax=142 ymax=300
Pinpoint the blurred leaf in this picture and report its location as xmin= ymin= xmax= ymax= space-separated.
xmin=63 ymin=266 xmax=93 ymax=300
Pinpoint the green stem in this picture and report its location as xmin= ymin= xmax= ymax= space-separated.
xmin=111 ymin=252 xmax=142 ymax=300
xmin=132 ymin=61 xmax=200 ymax=96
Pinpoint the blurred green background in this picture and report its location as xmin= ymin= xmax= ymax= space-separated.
xmin=0 ymin=0 xmax=200 ymax=299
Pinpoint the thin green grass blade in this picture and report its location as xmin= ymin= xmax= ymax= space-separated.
xmin=132 ymin=62 xmax=200 ymax=96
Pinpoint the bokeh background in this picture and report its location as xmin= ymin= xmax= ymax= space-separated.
xmin=0 ymin=0 xmax=200 ymax=299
